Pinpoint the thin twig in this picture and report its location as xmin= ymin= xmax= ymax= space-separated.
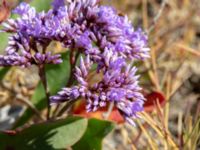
xmin=66 ymin=48 xmax=75 ymax=86
xmin=67 ymin=50 xmax=80 ymax=86
xmin=175 ymin=43 xmax=200 ymax=57
xmin=147 ymin=0 xmax=168 ymax=34
xmin=141 ymin=112 xmax=178 ymax=148
xmin=184 ymin=117 xmax=200 ymax=147
xmin=17 ymin=94 xmax=45 ymax=121
xmin=150 ymin=47 xmax=160 ymax=91
xmin=52 ymin=104 xmax=60 ymax=117
xmin=137 ymin=120 xmax=158 ymax=150
xmin=0 ymin=74 xmax=45 ymax=121
xmin=103 ymin=102 xmax=114 ymax=119
xmin=132 ymin=128 xmax=142 ymax=145
xmin=142 ymin=0 xmax=148 ymax=30
xmin=56 ymin=100 xmax=78 ymax=117
xmin=155 ymin=99 xmax=170 ymax=148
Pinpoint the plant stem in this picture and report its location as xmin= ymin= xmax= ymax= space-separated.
xmin=55 ymin=51 xmax=80 ymax=117
xmin=17 ymin=94 xmax=46 ymax=121
xmin=38 ymin=64 xmax=51 ymax=120
xmin=53 ymin=51 xmax=80 ymax=117
xmin=66 ymin=48 xmax=75 ymax=86
xmin=56 ymin=100 xmax=78 ymax=117
xmin=67 ymin=50 xmax=80 ymax=86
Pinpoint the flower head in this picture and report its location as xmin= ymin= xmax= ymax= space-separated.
xmin=47 ymin=0 xmax=150 ymax=125
xmin=0 ymin=0 xmax=150 ymax=125
xmin=51 ymin=51 xmax=145 ymax=124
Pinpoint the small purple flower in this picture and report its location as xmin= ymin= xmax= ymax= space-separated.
xmin=110 ymin=57 xmax=125 ymax=70
xmin=51 ymin=86 xmax=82 ymax=104
xmin=107 ymin=88 xmax=126 ymax=102
xmin=34 ymin=52 xmax=62 ymax=65
xmin=13 ymin=2 xmax=36 ymax=17
xmin=97 ymin=6 xmax=117 ymax=24
xmin=75 ymin=31 xmax=92 ymax=49
xmin=52 ymin=0 xmax=65 ymax=10
xmin=115 ymin=41 xmax=126 ymax=52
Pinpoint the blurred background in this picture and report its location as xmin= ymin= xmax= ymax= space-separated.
xmin=0 ymin=0 xmax=200 ymax=149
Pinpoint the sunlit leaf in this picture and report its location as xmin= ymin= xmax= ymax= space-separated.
xmin=72 ymin=118 xmax=114 ymax=150
xmin=30 ymin=0 xmax=52 ymax=12
xmin=0 ymin=32 xmax=9 ymax=53
xmin=0 ymin=117 xmax=88 ymax=150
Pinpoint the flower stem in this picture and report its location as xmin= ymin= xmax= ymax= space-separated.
xmin=56 ymin=100 xmax=78 ymax=117
xmin=67 ymin=50 xmax=80 ymax=86
xmin=53 ymin=51 xmax=80 ymax=117
xmin=38 ymin=64 xmax=51 ymax=120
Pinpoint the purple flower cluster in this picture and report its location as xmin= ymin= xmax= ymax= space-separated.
xmin=0 ymin=0 xmax=150 ymax=125
xmin=51 ymin=50 xmax=145 ymax=125
xmin=1 ymin=0 xmax=149 ymax=66
xmin=51 ymin=49 xmax=145 ymax=125
xmin=0 ymin=2 xmax=63 ymax=67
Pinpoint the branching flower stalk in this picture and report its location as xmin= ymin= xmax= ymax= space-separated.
xmin=67 ymin=49 xmax=80 ymax=86
xmin=54 ymin=50 xmax=80 ymax=117
xmin=38 ymin=64 xmax=51 ymax=119
xmin=0 ymin=0 xmax=150 ymax=125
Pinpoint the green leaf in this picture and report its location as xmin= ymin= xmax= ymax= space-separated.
xmin=14 ymin=52 xmax=70 ymax=128
xmin=0 ymin=116 xmax=88 ymax=150
xmin=0 ymin=33 xmax=9 ymax=53
xmin=30 ymin=0 xmax=52 ymax=12
xmin=0 ymin=67 xmax=10 ymax=80
xmin=72 ymin=118 xmax=114 ymax=150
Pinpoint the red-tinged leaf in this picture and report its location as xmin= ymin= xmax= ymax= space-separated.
xmin=74 ymin=92 xmax=166 ymax=119
xmin=73 ymin=101 xmax=124 ymax=123
xmin=3 ymin=130 xmax=17 ymax=136
xmin=144 ymin=91 xmax=166 ymax=112
xmin=108 ymin=109 xmax=124 ymax=123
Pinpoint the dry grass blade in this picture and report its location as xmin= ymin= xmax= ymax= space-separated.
xmin=184 ymin=117 xmax=200 ymax=149
xmin=175 ymin=43 xmax=200 ymax=57
xmin=16 ymin=94 xmax=45 ymax=121
xmin=140 ymin=112 xmax=178 ymax=148
xmin=148 ymin=0 xmax=168 ymax=34
xmin=137 ymin=120 xmax=158 ymax=150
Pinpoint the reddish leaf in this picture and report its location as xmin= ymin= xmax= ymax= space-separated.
xmin=73 ymin=91 xmax=165 ymax=122
xmin=144 ymin=91 xmax=166 ymax=112
xmin=2 ymin=130 xmax=17 ymax=136
xmin=73 ymin=101 xmax=124 ymax=123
